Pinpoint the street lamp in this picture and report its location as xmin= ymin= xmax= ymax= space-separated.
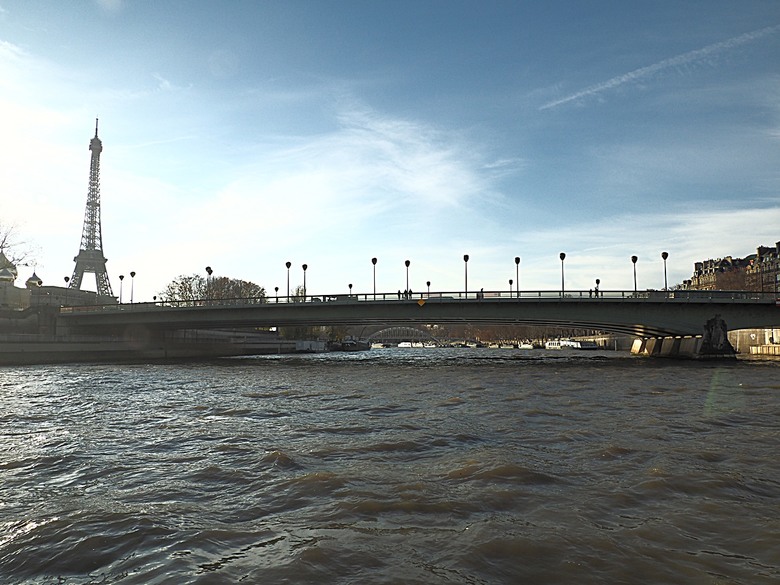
xmin=463 ymin=254 xmax=469 ymax=298
xmin=205 ymin=266 xmax=213 ymax=303
xmin=119 ymin=274 xmax=124 ymax=303
xmin=515 ymin=257 xmax=520 ymax=298
xmin=130 ymin=271 xmax=136 ymax=304
xmin=372 ymin=257 xmax=377 ymax=300
xmin=559 ymin=252 xmax=566 ymax=295
xmin=509 ymin=278 xmax=513 ymax=296
xmin=302 ymin=264 xmax=308 ymax=300
xmin=405 ymin=260 xmax=410 ymax=293
xmin=64 ymin=276 xmax=70 ymax=306
xmin=349 ymin=283 xmax=353 ymax=297
xmin=661 ymin=251 xmax=669 ymax=292
xmin=631 ymin=255 xmax=638 ymax=293
xmin=274 ymin=286 xmax=279 ymax=302
xmin=426 ymin=280 xmax=431 ymax=296
xmin=595 ymin=278 xmax=600 ymax=298
xmin=285 ymin=261 xmax=291 ymax=299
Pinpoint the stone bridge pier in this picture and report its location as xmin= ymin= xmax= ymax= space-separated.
xmin=630 ymin=314 xmax=736 ymax=358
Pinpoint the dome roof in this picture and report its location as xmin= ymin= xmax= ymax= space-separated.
xmin=25 ymin=272 xmax=42 ymax=287
xmin=0 ymin=267 xmax=15 ymax=282
xmin=0 ymin=251 xmax=17 ymax=278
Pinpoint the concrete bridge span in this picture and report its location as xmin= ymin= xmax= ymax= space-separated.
xmin=59 ymin=289 xmax=780 ymax=340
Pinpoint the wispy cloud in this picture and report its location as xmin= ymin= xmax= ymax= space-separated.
xmin=151 ymin=72 xmax=192 ymax=93
xmin=95 ymin=0 xmax=123 ymax=12
xmin=541 ymin=25 xmax=780 ymax=110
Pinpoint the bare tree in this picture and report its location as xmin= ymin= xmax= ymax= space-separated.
xmin=0 ymin=222 xmax=33 ymax=266
xmin=160 ymin=274 xmax=266 ymax=306
xmin=207 ymin=276 xmax=266 ymax=304
xmin=159 ymin=274 xmax=204 ymax=306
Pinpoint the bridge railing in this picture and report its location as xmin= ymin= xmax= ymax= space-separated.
xmin=256 ymin=289 xmax=775 ymax=303
xmin=58 ymin=288 xmax=777 ymax=313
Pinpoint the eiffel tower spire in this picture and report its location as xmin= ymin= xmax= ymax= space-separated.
xmin=69 ymin=118 xmax=114 ymax=297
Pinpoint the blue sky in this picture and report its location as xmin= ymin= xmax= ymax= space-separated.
xmin=1 ymin=0 xmax=779 ymax=301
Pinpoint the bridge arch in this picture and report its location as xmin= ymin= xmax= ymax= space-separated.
xmin=367 ymin=326 xmax=437 ymax=344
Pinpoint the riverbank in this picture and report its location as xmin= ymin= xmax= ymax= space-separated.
xmin=0 ymin=330 xmax=297 ymax=365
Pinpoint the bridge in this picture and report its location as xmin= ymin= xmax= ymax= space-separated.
xmin=367 ymin=326 xmax=438 ymax=344
xmin=59 ymin=289 xmax=779 ymax=341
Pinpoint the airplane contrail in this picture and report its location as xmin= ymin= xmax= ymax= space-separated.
xmin=540 ymin=24 xmax=780 ymax=110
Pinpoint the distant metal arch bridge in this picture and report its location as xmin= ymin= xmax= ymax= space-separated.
xmin=367 ymin=326 xmax=437 ymax=343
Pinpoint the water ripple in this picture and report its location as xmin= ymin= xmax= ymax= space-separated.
xmin=1 ymin=352 xmax=778 ymax=584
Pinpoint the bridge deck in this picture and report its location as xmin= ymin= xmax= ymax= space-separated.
xmin=57 ymin=289 xmax=780 ymax=338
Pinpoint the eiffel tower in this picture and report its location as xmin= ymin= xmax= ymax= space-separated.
xmin=69 ymin=119 xmax=114 ymax=297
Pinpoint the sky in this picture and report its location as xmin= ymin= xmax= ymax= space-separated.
xmin=1 ymin=0 xmax=779 ymax=302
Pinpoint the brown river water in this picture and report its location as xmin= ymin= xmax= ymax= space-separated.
xmin=0 ymin=349 xmax=778 ymax=584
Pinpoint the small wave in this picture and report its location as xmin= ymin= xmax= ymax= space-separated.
xmin=261 ymin=449 xmax=298 ymax=469
xmin=447 ymin=462 xmax=561 ymax=485
xmin=304 ymin=425 xmax=372 ymax=436
xmin=336 ymin=495 xmax=478 ymax=518
xmin=197 ymin=532 xmax=286 ymax=574
xmin=599 ymin=445 xmax=637 ymax=460
xmin=437 ymin=396 xmax=466 ymax=407
xmin=279 ymin=471 xmax=349 ymax=499
xmin=362 ymin=440 xmax=429 ymax=455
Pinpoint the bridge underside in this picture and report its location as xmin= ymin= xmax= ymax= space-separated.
xmin=59 ymin=297 xmax=780 ymax=340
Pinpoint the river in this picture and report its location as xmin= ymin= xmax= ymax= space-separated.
xmin=1 ymin=348 xmax=778 ymax=584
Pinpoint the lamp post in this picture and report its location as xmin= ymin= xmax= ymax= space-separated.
xmin=515 ymin=256 xmax=521 ymax=298
xmin=302 ymin=264 xmax=308 ymax=300
xmin=119 ymin=274 xmax=124 ymax=304
xmin=595 ymin=278 xmax=600 ymax=298
xmin=205 ymin=266 xmax=213 ymax=303
xmin=463 ymin=254 xmax=469 ymax=298
xmin=509 ymin=278 xmax=513 ymax=296
xmin=371 ymin=257 xmax=377 ymax=300
xmin=285 ymin=261 xmax=291 ymax=300
xmin=426 ymin=280 xmax=431 ymax=296
xmin=559 ymin=252 xmax=566 ymax=295
xmin=661 ymin=251 xmax=669 ymax=292
xmin=64 ymin=276 xmax=69 ymax=306
xmin=631 ymin=255 xmax=638 ymax=293
xmin=274 ymin=286 xmax=279 ymax=302
xmin=130 ymin=271 xmax=136 ymax=304
xmin=349 ymin=283 xmax=353 ymax=297
xmin=405 ymin=260 xmax=410 ymax=293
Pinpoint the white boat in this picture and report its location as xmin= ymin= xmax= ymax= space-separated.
xmin=519 ymin=342 xmax=534 ymax=350
xmin=546 ymin=339 xmax=599 ymax=350
xmin=397 ymin=341 xmax=412 ymax=348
